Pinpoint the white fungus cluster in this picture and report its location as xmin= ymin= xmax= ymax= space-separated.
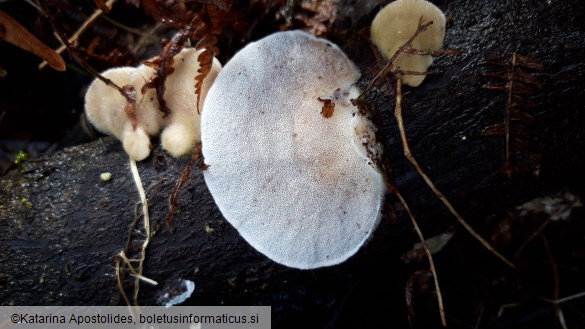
xmin=371 ymin=0 xmax=446 ymax=87
xmin=201 ymin=31 xmax=386 ymax=269
xmin=84 ymin=48 xmax=221 ymax=160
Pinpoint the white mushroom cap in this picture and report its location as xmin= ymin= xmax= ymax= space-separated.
xmin=201 ymin=30 xmax=386 ymax=269
xmin=85 ymin=66 xmax=161 ymax=161
xmin=160 ymin=48 xmax=222 ymax=157
xmin=84 ymin=48 xmax=221 ymax=160
xmin=371 ymin=0 xmax=446 ymax=87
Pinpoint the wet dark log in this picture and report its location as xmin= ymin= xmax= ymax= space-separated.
xmin=1 ymin=0 xmax=583 ymax=328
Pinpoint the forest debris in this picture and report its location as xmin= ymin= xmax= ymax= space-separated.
xmin=0 ymin=10 xmax=65 ymax=71
xmin=406 ymin=269 xmax=434 ymax=328
xmin=517 ymin=191 xmax=581 ymax=221
xmin=415 ymin=231 xmax=454 ymax=254
xmin=402 ymin=231 xmax=455 ymax=264
xmin=277 ymin=0 xmax=337 ymax=36
xmin=38 ymin=0 xmax=116 ymax=69
xmin=141 ymin=4 xmax=224 ymax=116
xmin=296 ymin=1 xmax=337 ymax=36
xmin=481 ymin=52 xmax=544 ymax=177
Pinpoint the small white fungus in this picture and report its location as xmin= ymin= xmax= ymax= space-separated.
xmin=370 ymin=0 xmax=446 ymax=87
xmin=100 ymin=172 xmax=112 ymax=181
xmin=201 ymin=31 xmax=386 ymax=269
xmin=84 ymin=48 xmax=221 ymax=160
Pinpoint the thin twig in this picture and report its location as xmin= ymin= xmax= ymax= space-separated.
xmin=541 ymin=291 xmax=585 ymax=305
xmin=497 ymin=302 xmax=521 ymax=317
xmin=503 ymin=52 xmax=517 ymax=177
xmin=39 ymin=0 xmax=117 ymax=69
xmin=23 ymin=0 xmax=41 ymax=12
xmin=130 ymin=22 xmax=164 ymax=55
xmin=541 ymin=235 xmax=566 ymax=329
xmin=114 ymin=255 xmax=132 ymax=306
xmin=389 ymin=182 xmax=447 ymax=327
xmin=38 ymin=2 xmax=126 ymax=94
xmin=101 ymin=15 xmax=154 ymax=37
xmin=474 ymin=304 xmax=485 ymax=329
xmin=388 ymin=79 xmax=447 ymax=327
xmin=394 ymin=77 xmax=516 ymax=269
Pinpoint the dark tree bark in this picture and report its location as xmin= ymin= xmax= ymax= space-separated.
xmin=1 ymin=0 xmax=584 ymax=328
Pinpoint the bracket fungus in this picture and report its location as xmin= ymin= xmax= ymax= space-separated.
xmin=370 ymin=0 xmax=446 ymax=87
xmin=201 ymin=30 xmax=386 ymax=269
xmin=84 ymin=48 xmax=221 ymax=160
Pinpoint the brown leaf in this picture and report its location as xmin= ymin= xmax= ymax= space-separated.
xmin=482 ymin=53 xmax=544 ymax=72
xmin=482 ymin=123 xmax=531 ymax=136
xmin=0 ymin=11 xmax=65 ymax=71
xmin=481 ymin=55 xmax=512 ymax=67
xmin=514 ymin=69 xmax=542 ymax=89
xmin=511 ymin=82 xmax=536 ymax=95
xmin=511 ymin=94 xmax=537 ymax=108
xmin=481 ymin=123 xmax=506 ymax=136
xmin=510 ymin=109 xmax=536 ymax=123
xmin=482 ymin=69 xmax=511 ymax=80
xmin=482 ymin=82 xmax=506 ymax=91
xmin=500 ymin=155 xmax=542 ymax=176
xmin=482 ymin=68 xmax=542 ymax=89
xmin=515 ymin=53 xmax=545 ymax=72
xmin=195 ymin=49 xmax=215 ymax=114
xmin=509 ymin=138 xmax=531 ymax=149
xmin=508 ymin=123 xmax=533 ymax=135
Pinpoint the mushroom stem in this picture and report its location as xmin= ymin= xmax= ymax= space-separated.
xmin=129 ymin=157 xmax=153 ymax=304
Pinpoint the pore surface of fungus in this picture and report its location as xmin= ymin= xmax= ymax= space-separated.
xmin=84 ymin=48 xmax=221 ymax=160
xmin=371 ymin=0 xmax=446 ymax=87
xmin=201 ymin=30 xmax=385 ymax=269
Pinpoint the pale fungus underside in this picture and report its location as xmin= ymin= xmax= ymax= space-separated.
xmin=201 ymin=31 xmax=386 ymax=269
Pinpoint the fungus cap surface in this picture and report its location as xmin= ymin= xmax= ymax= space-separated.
xmin=201 ymin=30 xmax=386 ymax=269
xmin=371 ymin=0 xmax=446 ymax=86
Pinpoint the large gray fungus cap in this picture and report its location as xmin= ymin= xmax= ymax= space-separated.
xmin=201 ymin=30 xmax=386 ymax=269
